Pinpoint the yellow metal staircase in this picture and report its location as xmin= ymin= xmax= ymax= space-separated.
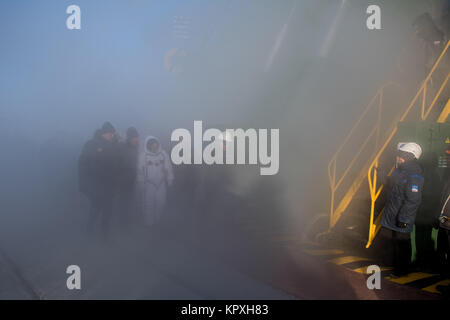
xmin=327 ymin=41 xmax=450 ymax=248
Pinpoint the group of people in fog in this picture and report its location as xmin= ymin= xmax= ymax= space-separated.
xmin=78 ymin=122 xmax=173 ymax=239
xmin=73 ymin=5 xmax=450 ymax=296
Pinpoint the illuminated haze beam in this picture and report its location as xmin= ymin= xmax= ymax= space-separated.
xmin=264 ymin=0 xmax=298 ymax=72
xmin=319 ymin=0 xmax=347 ymax=58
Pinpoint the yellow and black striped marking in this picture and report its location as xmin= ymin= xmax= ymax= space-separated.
xmin=302 ymin=246 xmax=450 ymax=295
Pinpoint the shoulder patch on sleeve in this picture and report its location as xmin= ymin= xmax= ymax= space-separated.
xmin=411 ymin=185 xmax=419 ymax=192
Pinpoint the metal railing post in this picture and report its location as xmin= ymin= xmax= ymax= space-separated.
xmin=422 ymin=83 xmax=427 ymax=120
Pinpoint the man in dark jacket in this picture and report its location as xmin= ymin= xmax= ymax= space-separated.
xmin=116 ymin=127 xmax=140 ymax=230
xmin=379 ymin=142 xmax=424 ymax=277
xmin=412 ymin=12 xmax=446 ymax=71
xmin=78 ymin=122 xmax=118 ymax=239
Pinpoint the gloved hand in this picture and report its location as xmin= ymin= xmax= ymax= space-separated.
xmin=396 ymin=221 xmax=408 ymax=229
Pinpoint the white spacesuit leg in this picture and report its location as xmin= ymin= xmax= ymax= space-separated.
xmin=154 ymin=184 xmax=167 ymax=222
xmin=143 ymin=183 xmax=157 ymax=226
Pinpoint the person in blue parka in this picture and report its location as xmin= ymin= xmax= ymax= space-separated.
xmin=379 ymin=142 xmax=424 ymax=277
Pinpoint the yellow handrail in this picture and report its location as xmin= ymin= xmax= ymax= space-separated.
xmin=328 ymin=82 xmax=401 ymax=229
xmin=366 ymin=40 xmax=450 ymax=248
xmin=437 ymin=98 xmax=450 ymax=123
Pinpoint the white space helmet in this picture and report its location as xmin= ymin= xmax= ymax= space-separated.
xmin=397 ymin=142 xmax=422 ymax=160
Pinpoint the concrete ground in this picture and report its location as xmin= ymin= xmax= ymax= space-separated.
xmin=0 ymin=213 xmax=445 ymax=300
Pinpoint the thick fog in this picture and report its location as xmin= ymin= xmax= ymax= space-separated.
xmin=0 ymin=0 xmax=438 ymax=299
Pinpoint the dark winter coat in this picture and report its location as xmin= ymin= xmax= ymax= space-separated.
xmin=117 ymin=140 xmax=139 ymax=191
xmin=381 ymin=160 xmax=424 ymax=233
xmin=78 ymin=130 xmax=118 ymax=200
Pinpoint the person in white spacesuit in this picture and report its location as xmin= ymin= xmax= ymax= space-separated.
xmin=138 ymin=136 xmax=174 ymax=227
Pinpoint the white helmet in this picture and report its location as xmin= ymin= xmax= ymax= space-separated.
xmin=397 ymin=142 xmax=422 ymax=160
